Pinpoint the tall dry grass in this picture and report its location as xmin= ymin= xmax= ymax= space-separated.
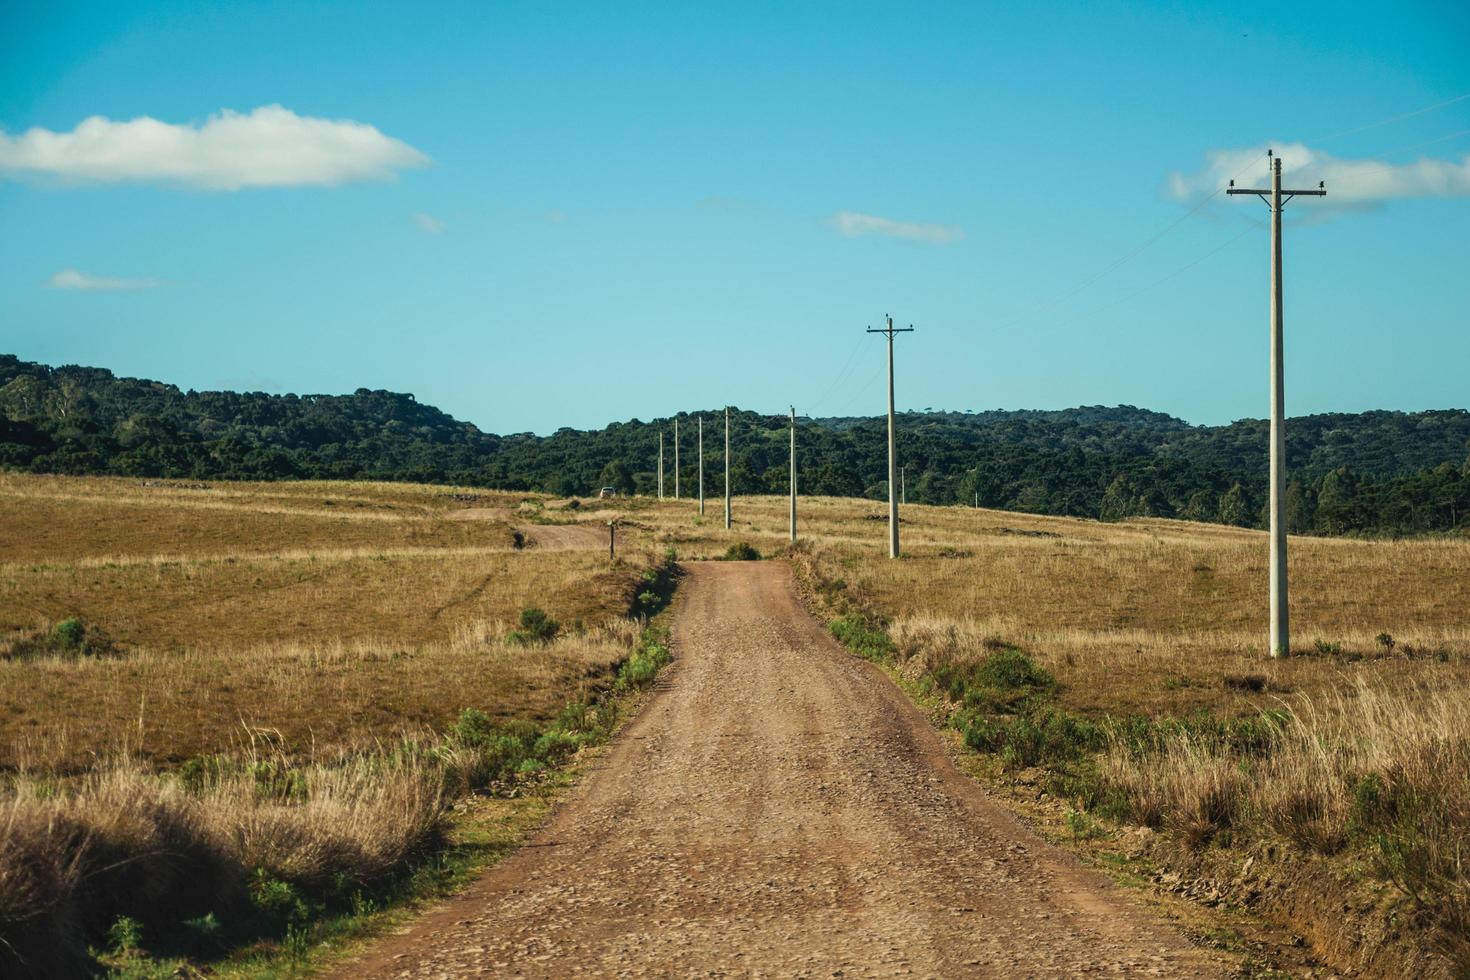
xmin=0 ymin=750 xmax=445 ymax=975
xmin=0 ymin=620 xmax=651 ymax=974
xmin=1101 ymin=678 xmax=1470 ymax=960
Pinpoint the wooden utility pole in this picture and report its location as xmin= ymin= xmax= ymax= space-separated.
xmin=698 ymin=416 xmax=705 ymax=516
xmin=1228 ymin=151 xmax=1325 ymax=658
xmin=658 ymin=431 xmax=664 ymax=499
xmin=867 ymin=315 xmax=914 ymax=558
xmin=789 ymin=406 xmax=797 ymax=543
xmin=674 ymin=419 xmax=680 ymax=498
xmin=723 ymin=408 xmax=732 ymax=530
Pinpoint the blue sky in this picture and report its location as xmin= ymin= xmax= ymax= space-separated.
xmin=2 ymin=0 xmax=1467 ymax=434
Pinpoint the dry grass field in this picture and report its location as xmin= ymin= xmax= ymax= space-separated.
xmin=0 ymin=473 xmax=678 ymax=974
xmin=634 ymin=492 xmax=1470 ymax=711
xmin=0 ymin=474 xmax=658 ymax=772
xmin=5 ymin=474 xmax=1467 ymax=973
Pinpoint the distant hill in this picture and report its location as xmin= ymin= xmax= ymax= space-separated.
xmin=3 ymin=354 xmax=1467 ymax=535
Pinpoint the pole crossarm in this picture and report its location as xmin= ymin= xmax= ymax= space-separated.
xmin=1228 ymin=183 xmax=1326 ymax=208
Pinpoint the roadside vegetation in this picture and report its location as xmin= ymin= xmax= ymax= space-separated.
xmin=0 ymin=474 xmax=679 ymax=975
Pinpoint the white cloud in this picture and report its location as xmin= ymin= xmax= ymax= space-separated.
xmin=413 ymin=211 xmax=445 ymax=234
xmin=1169 ymin=142 xmax=1470 ymax=207
xmin=45 ymin=268 xmax=161 ymax=291
xmin=832 ymin=210 xmax=963 ymax=243
xmin=0 ymin=105 xmax=428 ymax=190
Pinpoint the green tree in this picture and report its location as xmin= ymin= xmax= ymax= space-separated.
xmin=1217 ymin=484 xmax=1250 ymax=527
xmin=597 ymin=460 xmax=633 ymax=493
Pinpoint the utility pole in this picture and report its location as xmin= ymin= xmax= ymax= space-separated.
xmin=867 ymin=315 xmax=914 ymax=559
xmin=789 ymin=406 xmax=797 ymax=544
xmin=658 ymin=431 xmax=664 ymax=500
xmin=698 ymin=416 xmax=705 ymax=516
xmin=674 ymin=419 xmax=680 ymax=499
xmin=723 ymin=407 xmax=732 ymax=530
xmin=1228 ymin=150 xmax=1325 ymax=658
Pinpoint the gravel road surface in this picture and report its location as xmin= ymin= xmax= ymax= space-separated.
xmin=338 ymin=561 xmax=1227 ymax=978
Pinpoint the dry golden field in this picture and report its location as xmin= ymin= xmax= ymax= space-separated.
xmin=633 ymin=491 xmax=1470 ymax=713
xmin=6 ymin=475 xmax=1468 ymax=974
xmin=0 ymin=474 xmax=658 ymax=772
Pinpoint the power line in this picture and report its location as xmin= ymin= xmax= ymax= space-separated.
xmin=1041 ymin=225 xmax=1255 ymax=335
xmin=1311 ymin=128 xmax=1470 ymax=186
xmin=993 ymin=152 xmax=1268 ymax=332
xmin=805 ymin=332 xmax=873 ymax=416
xmin=1306 ymin=91 xmax=1470 ymax=146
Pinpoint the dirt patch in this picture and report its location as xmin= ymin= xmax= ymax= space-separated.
xmin=519 ymin=524 xmax=610 ymax=552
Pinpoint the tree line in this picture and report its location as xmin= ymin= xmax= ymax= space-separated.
xmin=3 ymin=354 xmax=1468 ymax=536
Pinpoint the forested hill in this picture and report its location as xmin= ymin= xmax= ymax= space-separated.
xmin=3 ymin=354 xmax=1468 ymax=536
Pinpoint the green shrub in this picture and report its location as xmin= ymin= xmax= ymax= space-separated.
xmin=531 ymin=730 xmax=580 ymax=765
xmin=828 ymin=616 xmax=895 ymax=662
xmin=106 ymin=916 xmax=144 ymax=955
xmin=933 ymin=646 xmax=1055 ymax=712
xmin=451 ymin=708 xmax=496 ymax=748
xmin=507 ymin=607 xmax=559 ymax=645
xmin=723 ymin=542 xmax=761 ymax=561
xmin=4 ymin=617 xmax=116 ymax=660
xmin=962 ymin=707 xmax=1102 ymax=770
xmin=52 ymin=617 xmax=86 ymax=652
xmin=616 ymin=626 xmax=672 ymax=691
xmin=249 ymin=871 xmax=311 ymax=927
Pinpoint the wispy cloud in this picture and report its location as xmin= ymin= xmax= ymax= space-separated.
xmin=413 ymin=212 xmax=445 ymax=234
xmin=45 ymin=268 xmax=161 ymax=291
xmin=0 ymin=105 xmax=428 ymax=190
xmin=1169 ymin=142 xmax=1470 ymax=208
xmin=832 ymin=210 xmax=963 ymax=244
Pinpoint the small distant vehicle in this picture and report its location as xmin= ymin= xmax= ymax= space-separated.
xmin=598 ymin=486 xmax=619 ymax=499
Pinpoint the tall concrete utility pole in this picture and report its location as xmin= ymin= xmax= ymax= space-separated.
xmin=723 ymin=408 xmax=732 ymax=530
xmin=789 ymin=406 xmax=797 ymax=544
xmin=674 ymin=419 xmax=680 ymax=499
xmin=658 ymin=431 xmax=664 ymax=500
xmin=698 ymin=416 xmax=705 ymax=517
xmin=1228 ymin=151 xmax=1325 ymax=658
xmin=867 ymin=315 xmax=914 ymax=559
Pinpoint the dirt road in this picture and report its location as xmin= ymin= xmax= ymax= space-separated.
xmin=517 ymin=522 xmax=610 ymax=551
xmin=341 ymin=562 xmax=1227 ymax=977
xmin=443 ymin=506 xmax=610 ymax=552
